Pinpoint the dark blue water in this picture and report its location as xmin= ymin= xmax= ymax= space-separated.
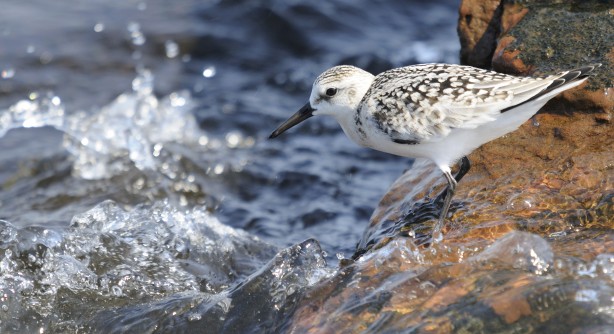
xmin=0 ymin=0 xmax=461 ymax=331
xmin=1 ymin=0 xmax=460 ymax=255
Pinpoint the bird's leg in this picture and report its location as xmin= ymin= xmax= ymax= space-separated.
xmin=454 ymin=156 xmax=471 ymax=183
xmin=433 ymin=156 xmax=470 ymax=238
xmin=433 ymin=171 xmax=456 ymax=235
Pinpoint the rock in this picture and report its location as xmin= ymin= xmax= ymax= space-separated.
xmin=287 ymin=230 xmax=614 ymax=333
xmin=458 ymin=0 xmax=505 ymax=68
xmin=285 ymin=149 xmax=612 ymax=333
xmin=458 ymin=0 xmax=613 ymax=113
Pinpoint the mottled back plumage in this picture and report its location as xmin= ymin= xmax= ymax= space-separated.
xmin=357 ymin=64 xmax=597 ymax=145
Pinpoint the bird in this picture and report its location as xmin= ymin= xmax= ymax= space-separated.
xmin=269 ymin=63 xmax=600 ymax=235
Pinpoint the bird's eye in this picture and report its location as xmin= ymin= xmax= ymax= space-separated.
xmin=325 ymin=88 xmax=337 ymax=97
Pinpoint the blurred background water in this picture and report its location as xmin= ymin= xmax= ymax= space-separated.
xmin=0 ymin=0 xmax=460 ymax=331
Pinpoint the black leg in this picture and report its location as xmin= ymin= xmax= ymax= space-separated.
xmin=433 ymin=157 xmax=470 ymax=237
xmin=454 ymin=156 xmax=471 ymax=183
xmin=433 ymin=170 xmax=456 ymax=236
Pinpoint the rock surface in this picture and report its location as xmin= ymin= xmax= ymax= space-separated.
xmin=458 ymin=0 xmax=613 ymax=112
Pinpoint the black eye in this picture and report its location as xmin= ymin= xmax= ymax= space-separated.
xmin=325 ymin=88 xmax=337 ymax=97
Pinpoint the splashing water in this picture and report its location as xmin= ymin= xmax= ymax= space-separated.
xmin=0 ymin=199 xmax=285 ymax=330
xmin=0 ymin=69 xmax=201 ymax=180
xmin=0 ymin=93 xmax=64 ymax=137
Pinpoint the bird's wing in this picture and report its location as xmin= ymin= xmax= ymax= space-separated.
xmin=362 ymin=64 xmax=559 ymax=144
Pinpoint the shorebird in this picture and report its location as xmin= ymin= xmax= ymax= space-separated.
xmin=270 ymin=63 xmax=599 ymax=234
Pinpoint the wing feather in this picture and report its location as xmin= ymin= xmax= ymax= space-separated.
xmin=362 ymin=64 xmax=597 ymax=144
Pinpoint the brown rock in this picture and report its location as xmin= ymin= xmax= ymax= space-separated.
xmin=458 ymin=0 xmax=614 ymax=112
xmin=492 ymin=35 xmax=533 ymax=74
xmin=482 ymin=275 xmax=534 ymax=324
xmin=458 ymin=0 xmax=503 ymax=68
xmin=288 ymin=230 xmax=614 ymax=333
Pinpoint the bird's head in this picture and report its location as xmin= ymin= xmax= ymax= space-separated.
xmin=270 ymin=65 xmax=374 ymax=138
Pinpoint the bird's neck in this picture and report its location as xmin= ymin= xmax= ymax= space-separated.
xmin=334 ymin=108 xmax=366 ymax=146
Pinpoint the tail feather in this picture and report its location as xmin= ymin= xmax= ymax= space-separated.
xmin=542 ymin=64 xmax=599 ymax=93
xmin=501 ymin=63 xmax=601 ymax=112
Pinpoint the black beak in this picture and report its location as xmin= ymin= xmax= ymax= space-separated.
xmin=269 ymin=103 xmax=315 ymax=139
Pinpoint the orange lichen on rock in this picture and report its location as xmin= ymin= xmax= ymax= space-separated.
xmin=500 ymin=2 xmax=529 ymax=33
xmin=482 ymin=275 xmax=534 ymax=323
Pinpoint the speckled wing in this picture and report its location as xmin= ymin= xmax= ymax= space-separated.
xmin=360 ymin=64 xmax=556 ymax=144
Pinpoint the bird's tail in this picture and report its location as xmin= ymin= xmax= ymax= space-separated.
xmin=501 ymin=63 xmax=601 ymax=112
xmin=541 ymin=64 xmax=601 ymax=96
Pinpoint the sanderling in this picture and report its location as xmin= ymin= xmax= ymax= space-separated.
xmin=270 ymin=63 xmax=600 ymax=235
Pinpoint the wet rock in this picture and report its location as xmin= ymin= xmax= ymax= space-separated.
xmin=287 ymin=231 xmax=614 ymax=333
xmin=458 ymin=0 xmax=613 ymax=112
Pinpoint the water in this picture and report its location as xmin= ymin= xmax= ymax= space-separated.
xmin=0 ymin=0 xmax=459 ymax=254
xmin=2 ymin=0 xmax=611 ymax=332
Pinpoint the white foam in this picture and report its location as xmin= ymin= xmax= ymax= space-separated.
xmin=0 ymin=69 xmax=202 ymax=179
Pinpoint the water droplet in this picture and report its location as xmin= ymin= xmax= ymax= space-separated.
xmin=137 ymin=2 xmax=147 ymax=11
xmin=127 ymin=22 xmax=146 ymax=46
xmin=51 ymin=96 xmax=61 ymax=106
xmin=165 ymin=40 xmax=179 ymax=59
xmin=202 ymin=66 xmax=216 ymax=78
xmin=1 ymin=68 xmax=15 ymax=79
xmin=94 ymin=23 xmax=105 ymax=32
xmin=169 ymin=92 xmax=186 ymax=107
xmin=131 ymin=69 xmax=154 ymax=95
xmin=225 ymin=131 xmax=241 ymax=148
xmin=1 ymin=305 xmax=7 ymax=312
xmin=26 ymin=45 xmax=36 ymax=53
xmin=213 ymin=164 xmax=225 ymax=175
xmin=507 ymin=194 xmax=534 ymax=211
